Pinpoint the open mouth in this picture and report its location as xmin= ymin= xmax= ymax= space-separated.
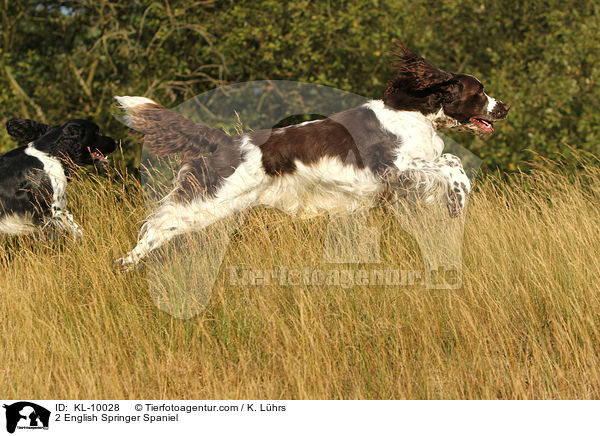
xmin=90 ymin=149 xmax=109 ymax=166
xmin=469 ymin=117 xmax=494 ymax=134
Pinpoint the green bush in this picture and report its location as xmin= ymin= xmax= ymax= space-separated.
xmin=1 ymin=0 xmax=598 ymax=172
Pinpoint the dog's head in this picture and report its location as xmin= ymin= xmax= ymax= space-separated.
xmin=383 ymin=43 xmax=510 ymax=136
xmin=6 ymin=118 xmax=117 ymax=168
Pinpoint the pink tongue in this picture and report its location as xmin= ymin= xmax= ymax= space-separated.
xmin=472 ymin=118 xmax=494 ymax=133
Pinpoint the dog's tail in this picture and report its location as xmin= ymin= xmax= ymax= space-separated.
xmin=114 ymin=96 xmax=233 ymax=156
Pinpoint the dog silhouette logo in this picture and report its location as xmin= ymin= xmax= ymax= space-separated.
xmin=3 ymin=402 xmax=50 ymax=433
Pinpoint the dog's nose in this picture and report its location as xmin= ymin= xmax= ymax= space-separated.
xmin=491 ymin=101 xmax=510 ymax=119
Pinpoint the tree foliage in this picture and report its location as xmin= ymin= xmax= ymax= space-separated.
xmin=1 ymin=0 xmax=599 ymax=171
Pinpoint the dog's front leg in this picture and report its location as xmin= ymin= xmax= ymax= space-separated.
xmin=45 ymin=208 xmax=83 ymax=239
xmin=386 ymin=154 xmax=471 ymax=217
xmin=436 ymin=154 xmax=471 ymax=217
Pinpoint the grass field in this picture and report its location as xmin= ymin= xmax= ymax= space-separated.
xmin=2 ymin=155 xmax=600 ymax=399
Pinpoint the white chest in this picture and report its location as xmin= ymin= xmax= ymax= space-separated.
xmin=24 ymin=144 xmax=68 ymax=210
xmin=364 ymin=100 xmax=445 ymax=169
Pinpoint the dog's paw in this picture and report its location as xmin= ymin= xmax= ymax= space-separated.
xmin=72 ymin=227 xmax=83 ymax=240
xmin=113 ymin=256 xmax=137 ymax=272
xmin=437 ymin=155 xmax=471 ymax=218
xmin=447 ymin=189 xmax=465 ymax=217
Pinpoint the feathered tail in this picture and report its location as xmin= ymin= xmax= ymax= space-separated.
xmin=114 ymin=96 xmax=233 ymax=156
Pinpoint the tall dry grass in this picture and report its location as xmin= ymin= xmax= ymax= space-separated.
xmin=2 ymin=155 xmax=600 ymax=399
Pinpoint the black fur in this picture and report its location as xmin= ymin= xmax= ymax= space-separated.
xmin=0 ymin=118 xmax=116 ymax=234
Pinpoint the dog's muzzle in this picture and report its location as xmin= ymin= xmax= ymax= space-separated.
xmin=490 ymin=101 xmax=510 ymax=121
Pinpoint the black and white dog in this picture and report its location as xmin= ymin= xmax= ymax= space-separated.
xmin=115 ymin=44 xmax=509 ymax=269
xmin=0 ymin=118 xmax=116 ymax=237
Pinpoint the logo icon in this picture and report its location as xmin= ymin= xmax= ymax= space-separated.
xmin=3 ymin=402 xmax=50 ymax=434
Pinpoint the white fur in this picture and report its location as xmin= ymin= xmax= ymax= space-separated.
xmin=114 ymin=95 xmax=157 ymax=109
xmin=115 ymin=96 xmax=158 ymax=129
xmin=0 ymin=214 xmax=37 ymax=235
xmin=293 ymin=119 xmax=323 ymax=128
xmin=364 ymin=100 xmax=445 ymax=167
xmin=258 ymin=156 xmax=382 ymax=217
xmin=25 ymin=144 xmax=67 ymax=210
xmin=23 ymin=144 xmax=81 ymax=237
xmin=485 ymin=94 xmax=497 ymax=113
xmin=273 ymin=119 xmax=323 ymax=134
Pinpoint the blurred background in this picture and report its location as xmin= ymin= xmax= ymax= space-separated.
xmin=0 ymin=0 xmax=598 ymax=172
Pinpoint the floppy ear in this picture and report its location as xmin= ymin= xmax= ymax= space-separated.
xmin=6 ymin=118 xmax=54 ymax=143
xmin=439 ymin=80 xmax=463 ymax=102
xmin=439 ymin=80 xmax=471 ymax=121
xmin=392 ymin=42 xmax=454 ymax=91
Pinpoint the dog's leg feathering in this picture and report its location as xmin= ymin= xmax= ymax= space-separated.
xmin=45 ymin=208 xmax=83 ymax=239
xmin=437 ymin=154 xmax=471 ymax=217
xmin=115 ymin=191 xmax=258 ymax=271
xmin=387 ymin=154 xmax=471 ymax=216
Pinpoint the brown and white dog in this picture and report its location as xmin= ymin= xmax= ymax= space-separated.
xmin=115 ymin=44 xmax=509 ymax=270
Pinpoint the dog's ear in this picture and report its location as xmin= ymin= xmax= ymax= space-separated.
xmin=439 ymin=80 xmax=463 ymax=102
xmin=439 ymin=80 xmax=470 ymax=120
xmin=6 ymin=118 xmax=53 ymax=143
xmin=392 ymin=42 xmax=454 ymax=91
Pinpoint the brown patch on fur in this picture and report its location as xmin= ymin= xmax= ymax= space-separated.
xmin=173 ymin=142 xmax=243 ymax=201
xmin=249 ymin=107 xmax=395 ymax=176
xmin=250 ymin=119 xmax=362 ymax=176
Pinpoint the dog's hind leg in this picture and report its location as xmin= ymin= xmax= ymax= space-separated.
xmin=115 ymin=189 xmax=258 ymax=271
xmin=117 ymin=134 xmax=267 ymax=271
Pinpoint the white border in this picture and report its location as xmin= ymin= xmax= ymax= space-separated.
xmin=0 ymin=400 xmax=595 ymax=436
